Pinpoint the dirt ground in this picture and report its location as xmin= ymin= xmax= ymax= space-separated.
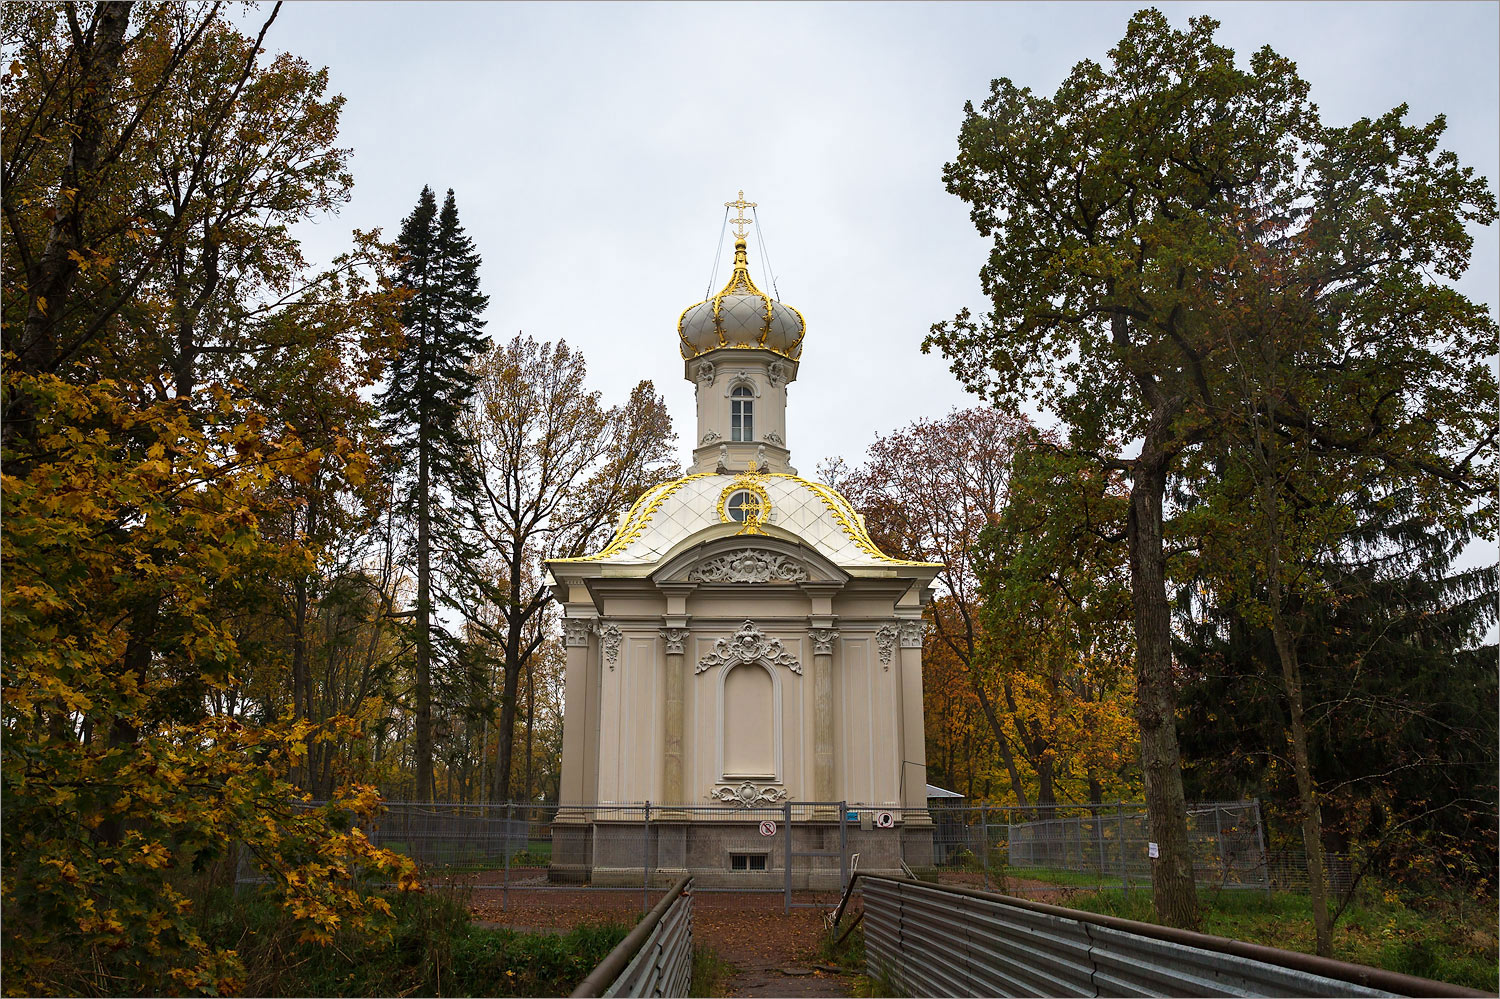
xmin=469 ymin=888 xmax=856 ymax=996
xmin=466 ymin=877 xmax=1073 ymax=996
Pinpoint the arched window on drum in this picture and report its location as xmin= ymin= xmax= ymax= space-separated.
xmin=730 ymin=385 xmax=754 ymax=442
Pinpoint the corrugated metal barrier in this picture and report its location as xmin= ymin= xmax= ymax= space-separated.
xmin=860 ymin=875 xmax=1485 ymax=998
xmin=571 ymin=875 xmax=694 ymax=998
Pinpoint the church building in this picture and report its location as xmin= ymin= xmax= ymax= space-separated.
xmin=547 ymin=196 xmax=940 ymax=883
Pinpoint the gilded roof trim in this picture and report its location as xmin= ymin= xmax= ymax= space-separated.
xmin=765 ymin=473 xmax=941 ymax=567
xmin=552 ymin=471 xmax=942 ymax=568
xmin=552 ymin=474 xmax=714 ymax=563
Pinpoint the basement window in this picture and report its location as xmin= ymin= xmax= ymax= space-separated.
xmin=730 ymin=853 xmax=768 ymax=872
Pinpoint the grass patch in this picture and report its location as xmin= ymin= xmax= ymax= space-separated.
xmin=1064 ymin=886 xmax=1498 ymax=993
xmin=998 ymin=865 xmax=1127 ymax=889
xmin=509 ymin=840 xmax=553 ymax=866
xmin=690 ymin=944 xmax=736 ymax=996
xmin=210 ymin=887 xmax=628 ymax=996
xmin=821 ymin=922 xmax=901 ymax=997
xmin=817 ymin=917 xmax=866 ymax=972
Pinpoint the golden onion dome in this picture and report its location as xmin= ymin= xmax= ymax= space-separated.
xmin=678 ymin=237 xmax=806 ymax=361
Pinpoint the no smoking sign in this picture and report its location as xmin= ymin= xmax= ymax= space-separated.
xmin=759 ymin=820 xmax=777 ymax=836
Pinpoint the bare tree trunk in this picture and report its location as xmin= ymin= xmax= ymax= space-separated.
xmin=1254 ymin=405 xmax=1333 ymax=956
xmin=523 ymin=654 xmax=535 ymax=806
xmin=414 ymin=438 xmax=434 ymax=802
xmin=971 ymin=681 xmax=1030 ymax=809
xmin=292 ymin=570 xmax=309 ymax=784
xmin=1034 ymin=745 xmax=1056 ymax=809
xmin=491 ymin=606 xmax=524 ymax=804
xmin=1269 ymin=595 xmax=1332 ymax=954
xmin=1128 ymin=448 xmax=1200 ymax=930
xmin=16 ymin=2 xmax=132 ymax=374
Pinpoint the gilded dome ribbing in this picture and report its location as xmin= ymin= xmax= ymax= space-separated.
xmin=678 ymin=238 xmax=805 ymax=361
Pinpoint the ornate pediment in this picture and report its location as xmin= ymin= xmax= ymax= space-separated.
xmin=697 ymin=620 xmax=801 ymax=675
xmin=653 ymin=535 xmax=847 ymax=588
xmin=686 ymin=548 xmax=809 ymax=584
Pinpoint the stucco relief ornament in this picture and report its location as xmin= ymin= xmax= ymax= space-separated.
xmin=696 ymin=620 xmax=802 ymax=675
xmin=659 ymin=627 xmax=689 ymax=656
xmin=767 ymin=362 xmax=788 ymax=388
xmin=695 ymin=361 xmax=715 ymax=386
xmin=563 ymin=619 xmax=591 ymax=648
xmin=687 ymin=549 xmax=809 ymax=584
xmin=876 ymin=624 xmax=899 ymax=669
xmin=594 ymin=621 xmax=622 ymax=669
xmin=710 ymin=781 xmax=789 ymax=808
xmin=808 ymin=628 xmax=839 ymax=656
xmin=700 ymin=430 xmax=722 ymax=445
xmin=899 ymin=620 xmax=926 ymax=649
xmin=763 ymin=430 xmax=784 ymax=446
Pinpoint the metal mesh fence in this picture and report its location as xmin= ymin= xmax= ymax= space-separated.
xmin=919 ymin=800 xmax=1277 ymax=896
xmin=236 ymin=797 xmax=1352 ymax=906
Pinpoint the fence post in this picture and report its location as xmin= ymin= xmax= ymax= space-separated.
xmin=1095 ymin=808 xmax=1107 ymax=885
xmin=980 ymin=802 xmax=989 ymax=890
xmin=839 ymin=801 xmax=849 ymax=891
xmin=643 ymin=801 xmax=651 ymax=914
xmin=504 ymin=801 xmax=512 ymax=912
xmin=1252 ymin=797 xmax=1271 ymax=897
xmin=783 ymin=800 xmax=793 ymax=914
xmin=1117 ymin=802 xmax=1129 ymax=896
xmin=1213 ymin=803 xmax=1226 ymax=883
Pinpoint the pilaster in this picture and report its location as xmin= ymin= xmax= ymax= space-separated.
xmin=808 ymin=623 xmax=839 ymax=808
xmin=659 ymin=624 xmax=690 ymax=813
xmin=898 ymin=620 xmax=929 ymax=813
xmin=557 ymin=615 xmax=595 ymax=816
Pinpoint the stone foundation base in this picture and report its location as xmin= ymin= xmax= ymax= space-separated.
xmin=548 ymin=816 xmax=935 ymax=888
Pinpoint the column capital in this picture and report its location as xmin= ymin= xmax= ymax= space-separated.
xmin=808 ymin=627 xmax=840 ymax=656
xmin=898 ymin=619 xmax=926 ymax=649
xmin=659 ymin=626 xmax=690 ymax=656
xmin=563 ymin=618 xmax=592 ymax=647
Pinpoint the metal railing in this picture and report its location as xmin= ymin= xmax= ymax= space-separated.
xmin=570 ymin=875 xmax=694 ymax=998
xmin=857 ymin=874 xmax=1485 ymax=998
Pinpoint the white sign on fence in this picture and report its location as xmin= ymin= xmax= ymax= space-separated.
xmin=759 ymin=820 xmax=777 ymax=837
xmin=1148 ymin=841 xmax=1159 ymax=859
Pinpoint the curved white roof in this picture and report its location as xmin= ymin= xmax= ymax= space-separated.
xmin=553 ymin=471 xmax=941 ymax=572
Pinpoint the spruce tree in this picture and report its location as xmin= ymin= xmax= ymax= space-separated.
xmin=1178 ymin=491 xmax=1498 ymax=891
xmin=378 ymin=186 xmax=489 ymax=801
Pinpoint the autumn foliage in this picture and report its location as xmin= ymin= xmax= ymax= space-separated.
xmin=1 ymin=4 xmax=425 ymax=992
xmin=2 ymin=374 xmax=420 ymax=994
xmin=831 ymin=408 xmax=1143 ymax=809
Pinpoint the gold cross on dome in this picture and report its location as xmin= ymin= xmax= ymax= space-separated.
xmin=725 ymin=189 xmax=757 ymax=238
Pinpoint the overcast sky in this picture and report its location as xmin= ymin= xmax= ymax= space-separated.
xmin=266 ymin=1 xmax=1499 ymax=477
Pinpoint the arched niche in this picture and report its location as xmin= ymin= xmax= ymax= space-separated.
xmin=716 ymin=658 xmax=781 ymax=782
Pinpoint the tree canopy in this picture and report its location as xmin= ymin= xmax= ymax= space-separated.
xmin=928 ymin=8 xmax=1496 ymax=930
